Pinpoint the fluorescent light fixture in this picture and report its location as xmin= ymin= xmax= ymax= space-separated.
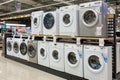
xmin=6 ymin=23 xmax=26 ymax=27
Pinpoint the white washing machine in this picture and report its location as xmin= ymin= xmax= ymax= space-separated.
xmin=117 ymin=43 xmax=120 ymax=73
xmin=64 ymin=44 xmax=83 ymax=77
xmin=6 ymin=38 xmax=13 ymax=56
xmin=19 ymin=38 xmax=28 ymax=61
xmin=13 ymin=38 xmax=20 ymax=58
xmin=79 ymin=1 xmax=108 ymax=37
xmin=27 ymin=40 xmax=38 ymax=63
xmin=31 ymin=11 xmax=44 ymax=34
xmin=38 ymin=41 xmax=50 ymax=67
xmin=59 ymin=5 xmax=79 ymax=36
xmin=43 ymin=10 xmax=59 ymax=35
xmin=49 ymin=43 xmax=64 ymax=72
xmin=84 ymin=45 xmax=112 ymax=80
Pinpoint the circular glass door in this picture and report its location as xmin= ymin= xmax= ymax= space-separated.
xmin=82 ymin=10 xmax=98 ymax=27
xmin=7 ymin=41 xmax=12 ymax=51
xmin=28 ymin=45 xmax=36 ymax=58
xmin=13 ymin=42 xmax=19 ymax=53
xmin=33 ymin=17 xmax=38 ymax=27
xmin=43 ymin=13 xmax=55 ymax=29
xmin=52 ymin=50 xmax=59 ymax=62
xmin=63 ymin=13 xmax=72 ymax=26
xmin=20 ymin=42 xmax=27 ymax=55
xmin=40 ymin=48 xmax=46 ymax=59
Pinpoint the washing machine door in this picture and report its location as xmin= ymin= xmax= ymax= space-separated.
xmin=52 ymin=50 xmax=60 ymax=62
xmin=33 ymin=16 xmax=39 ymax=28
xmin=62 ymin=12 xmax=73 ymax=27
xmin=20 ymin=42 xmax=27 ymax=55
xmin=13 ymin=42 xmax=19 ymax=53
xmin=39 ymin=48 xmax=47 ymax=59
xmin=82 ymin=9 xmax=98 ymax=27
xmin=67 ymin=51 xmax=80 ymax=67
xmin=87 ymin=54 xmax=105 ymax=73
xmin=7 ymin=41 xmax=12 ymax=51
xmin=43 ymin=13 xmax=55 ymax=29
xmin=28 ymin=44 xmax=36 ymax=58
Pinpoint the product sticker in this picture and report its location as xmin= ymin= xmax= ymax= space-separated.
xmin=53 ymin=36 xmax=57 ymax=44
xmin=32 ymin=35 xmax=35 ymax=40
xmin=27 ymin=35 xmax=30 ymax=40
xmin=76 ymin=37 xmax=81 ymax=45
xmin=99 ymin=38 xmax=104 ymax=47
xmin=43 ymin=36 xmax=46 ymax=43
xmin=96 ymin=27 xmax=102 ymax=36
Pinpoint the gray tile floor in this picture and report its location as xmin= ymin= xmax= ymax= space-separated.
xmin=0 ymin=52 xmax=66 ymax=80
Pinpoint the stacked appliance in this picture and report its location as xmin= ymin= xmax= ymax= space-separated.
xmin=31 ymin=11 xmax=44 ymax=34
xmin=84 ymin=45 xmax=112 ymax=80
xmin=27 ymin=40 xmax=38 ymax=63
xmin=117 ymin=43 xmax=120 ymax=73
xmin=6 ymin=38 xmax=13 ymax=56
xmin=19 ymin=38 xmax=28 ymax=61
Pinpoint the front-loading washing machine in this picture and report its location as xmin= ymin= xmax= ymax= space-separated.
xmin=13 ymin=38 xmax=20 ymax=58
xmin=27 ymin=40 xmax=38 ymax=63
xmin=64 ymin=43 xmax=83 ymax=77
xmin=6 ymin=38 xmax=13 ymax=56
xmin=79 ymin=1 xmax=108 ymax=37
xmin=43 ymin=10 xmax=59 ymax=35
xmin=49 ymin=43 xmax=64 ymax=72
xmin=59 ymin=5 xmax=79 ymax=36
xmin=84 ymin=45 xmax=112 ymax=80
xmin=31 ymin=11 xmax=44 ymax=34
xmin=116 ymin=43 xmax=120 ymax=73
xmin=19 ymin=38 xmax=28 ymax=61
xmin=38 ymin=41 xmax=50 ymax=67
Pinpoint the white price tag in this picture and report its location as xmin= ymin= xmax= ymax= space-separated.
xmin=96 ymin=27 xmax=102 ymax=36
xmin=20 ymin=34 xmax=22 ymax=39
xmin=32 ymin=35 xmax=35 ymax=40
xmin=13 ymin=35 xmax=15 ymax=39
xmin=43 ymin=36 xmax=46 ymax=43
xmin=99 ymin=38 xmax=104 ymax=47
xmin=76 ymin=37 xmax=81 ymax=45
xmin=53 ymin=36 xmax=57 ymax=44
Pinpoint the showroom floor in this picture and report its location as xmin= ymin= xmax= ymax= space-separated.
xmin=0 ymin=51 xmax=66 ymax=80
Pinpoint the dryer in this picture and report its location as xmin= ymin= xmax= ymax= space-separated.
xmin=116 ymin=43 xmax=120 ymax=73
xmin=64 ymin=43 xmax=83 ymax=77
xmin=49 ymin=43 xmax=64 ymax=72
xmin=13 ymin=38 xmax=20 ymax=58
xmin=59 ymin=5 xmax=79 ymax=36
xmin=38 ymin=41 xmax=50 ymax=67
xmin=31 ymin=11 xmax=43 ymax=34
xmin=43 ymin=10 xmax=59 ymax=35
xmin=19 ymin=38 xmax=28 ymax=61
xmin=6 ymin=38 xmax=13 ymax=56
xmin=27 ymin=40 xmax=38 ymax=63
xmin=84 ymin=45 xmax=112 ymax=80
xmin=79 ymin=1 xmax=108 ymax=37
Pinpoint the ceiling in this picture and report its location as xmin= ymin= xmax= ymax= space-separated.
xmin=0 ymin=0 xmax=119 ymax=18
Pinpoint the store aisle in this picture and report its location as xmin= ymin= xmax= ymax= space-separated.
xmin=0 ymin=52 xmax=66 ymax=80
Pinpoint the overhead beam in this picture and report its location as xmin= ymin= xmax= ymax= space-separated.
xmin=0 ymin=0 xmax=14 ymax=6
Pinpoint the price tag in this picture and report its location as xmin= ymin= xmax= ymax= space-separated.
xmin=76 ymin=37 xmax=81 ymax=45
xmin=99 ymin=38 xmax=104 ymax=47
xmin=32 ymin=35 xmax=35 ymax=40
xmin=53 ymin=36 xmax=57 ymax=44
xmin=43 ymin=36 xmax=46 ymax=43
xmin=20 ymin=34 xmax=22 ymax=39
xmin=13 ymin=35 xmax=15 ymax=39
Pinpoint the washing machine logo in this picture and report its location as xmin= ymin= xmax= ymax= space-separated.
xmin=101 ymin=53 xmax=108 ymax=63
xmin=77 ymin=50 xmax=83 ymax=58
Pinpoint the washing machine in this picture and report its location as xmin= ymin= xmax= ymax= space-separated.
xmin=27 ymin=40 xmax=38 ymax=63
xmin=19 ymin=38 xmax=28 ymax=61
xmin=84 ymin=45 xmax=112 ymax=80
xmin=6 ymin=38 xmax=13 ymax=56
xmin=49 ymin=43 xmax=64 ymax=72
xmin=79 ymin=1 xmax=108 ymax=37
xmin=43 ymin=10 xmax=59 ymax=35
xmin=59 ymin=5 xmax=79 ymax=36
xmin=12 ymin=38 xmax=20 ymax=58
xmin=64 ymin=43 xmax=83 ymax=77
xmin=117 ymin=43 xmax=120 ymax=73
xmin=38 ymin=41 xmax=50 ymax=67
xmin=31 ymin=11 xmax=44 ymax=34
